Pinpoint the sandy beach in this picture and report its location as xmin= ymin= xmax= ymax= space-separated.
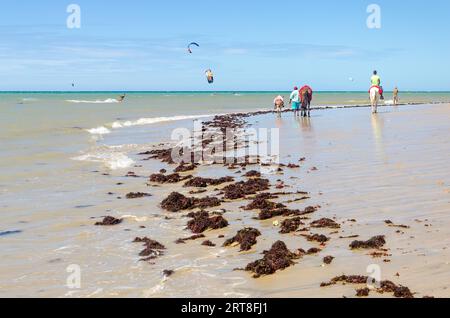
xmin=3 ymin=0 xmax=450 ymax=306
xmin=1 ymin=100 xmax=449 ymax=298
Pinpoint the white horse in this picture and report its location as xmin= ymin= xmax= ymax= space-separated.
xmin=369 ymin=86 xmax=380 ymax=114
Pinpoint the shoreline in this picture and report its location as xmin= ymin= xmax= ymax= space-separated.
xmin=89 ymin=101 xmax=450 ymax=136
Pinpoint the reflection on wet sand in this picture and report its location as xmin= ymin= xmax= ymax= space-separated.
xmin=295 ymin=117 xmax=316 ymax=150
xmin=371 ymin=114 xmax=386 ymax=160
xmin=274 ymin=114 xmax=284 ymax=129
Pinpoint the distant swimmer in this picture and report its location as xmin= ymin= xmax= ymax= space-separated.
xmin=117 ymin=94 xmax=126 ymax=103
xmin=370 ymin=70 xmax=384 ymax=100
xmin=393 ymin=87 xmax=399 ymax=105
xmin=289 ymin=86 xmax=300 ymax=117
xmin=273 ymin=95 xmax=285 ymax=115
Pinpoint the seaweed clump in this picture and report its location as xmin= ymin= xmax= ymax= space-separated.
xmin=201 ymin=240 xmax=216 ymax=247
xmin=161 ymin=192 xmax=221 ymax=212
xmin=186 ymin=211 xmax=229 ymax=233
xmin=95 ymin=216 xmax=122 ymax=226
xmin=149 ymin=173 xmax=192 ymax=184
xmin=310 ymin=218 xmax=341 ymax=229
xmin=222 ymin=178 xmax=270 ymax=200
xmin=279 ymin=217 xmax=305 ymax=234
xmin=133 ymin=237 xmax=166 ymax=261
xmin=244 ymin=170 xmax=261 ymax=178
xmin=258 ymin=206 xmax=317 ymax=221
xmin=174 ymin=163 xmax=198 ymax=173
xmin=323 ymin=256 xmax=335 ymax=265
xmin=245 ymin=241 xmax=300 ymax=278
xmin=243 ymin=194 xmax=286 ymax=211
xmin=126 ymin=192 xmax=152 ymax=199
xmin=349 ymin=235 xmax=386 ymax=250
xmin=184 ymin=176 xmax=234 ymax=188
xmin=175 ymin=234 xmax=205 ymax=244
xmin=305 ymin=233 xmax=330 ymax=244
xmin=141 ymin=148 xmax=175 ymax=164
xmin=223 ymin=228 xmax=261 ymax=251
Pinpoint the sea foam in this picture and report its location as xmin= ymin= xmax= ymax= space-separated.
xmin=86 ymin=126 xmax=111 ymax=135
xmin=72 ymin=152 xmax=134 ymax=170
xmin=66 ymin=98 xmax=119 ymax=104
xmin=111 ymin=114 xmax=214 ymax=128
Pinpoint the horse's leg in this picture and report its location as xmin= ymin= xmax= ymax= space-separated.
xmin=307 ymin=99 xmax=311 ymax=117
xmin=371 ymin=93 xmax=376 ymax=114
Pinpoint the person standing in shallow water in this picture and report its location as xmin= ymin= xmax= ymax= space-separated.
xmin=289 ymin=86 xmax=300 ymax=117
xmin=393 ymin=87 xmax=399 ymax=105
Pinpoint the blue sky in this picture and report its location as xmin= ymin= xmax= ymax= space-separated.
xmin=0 ymin=0 xmax=449 ymax=91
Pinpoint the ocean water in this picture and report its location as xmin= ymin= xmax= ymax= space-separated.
xmin=1 ymin=92 xmax=449 ymax=297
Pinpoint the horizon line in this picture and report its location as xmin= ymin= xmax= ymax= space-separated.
xmin=1 ymin=90 xmax=450 ymax=94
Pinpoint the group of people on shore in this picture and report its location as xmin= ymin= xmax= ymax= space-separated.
xmin=274 ymin=71 xmax=400 ymax=117
xmin=273 ymin=85 xmax=313 ymax=117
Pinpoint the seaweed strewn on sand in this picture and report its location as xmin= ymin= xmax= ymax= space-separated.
xmin=223 ymin=228 xmax=261 ymax=251
xmin=161 ymin=192 xmax=222 ymax=212
xmin=323 ymin=256 xmax=335 ymax=265
xmin=184 ymin=176 xmax=234 ymax=188
xmin=174 ymin=163 xmax=198 ymax=173
xmin=320 ymin=275 xmax=414 ymax=298
xmin=126 ymin=192 xmax=152 ymax=199
xmin=279 ymin=217 xmax=305 ymax=234
xmin=95 ymin=216 xmax=122 ymax=226
xmin=258 ymin=206 xmax=317 ymax=221
xmin=175 ymin=234 xmax=205 ymax=244
xmin=304 ymin=233 xmax=330 ymax=244
xmin=186 ymin=211 xmax=229 ymax=233
xmin=243 ymin=194 xmax=286 ymax=211
xmin=221 ymin=178 xmax=270 ymax=200
xmin=349 ymin=235 xmax=386 ymax=249
xmin=310 ymin=218 xmax=341 ymax=229
xmin=202 ymin=240 xmax=216 ymax=247
xmin=133 ymin=237 xmax=166 ymax=261
xmin=149 ymin=173 xmax=192 ymax=184
xmin=245 ymin=241 xmax=301 ymax=278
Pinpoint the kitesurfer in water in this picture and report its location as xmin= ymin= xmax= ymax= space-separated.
xmin=206 ymin=69 xmax=214 ymax=84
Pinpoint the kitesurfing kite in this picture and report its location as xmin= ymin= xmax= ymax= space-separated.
xmin=187 ymin=42 xmax=200 ymax=54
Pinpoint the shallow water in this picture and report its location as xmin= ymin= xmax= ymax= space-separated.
xmin=0 ymin=92 xmax=449 ymax=297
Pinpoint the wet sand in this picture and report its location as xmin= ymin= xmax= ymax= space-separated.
xmin=1 ymin=103 xmax=449 ymax=298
